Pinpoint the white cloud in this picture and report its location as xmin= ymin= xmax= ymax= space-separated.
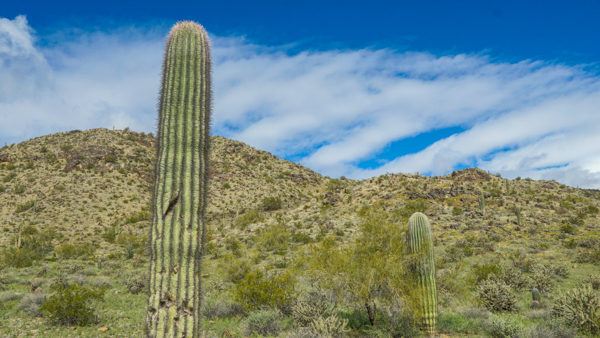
xmin=1 ymin=16 xmax=600 ymax=188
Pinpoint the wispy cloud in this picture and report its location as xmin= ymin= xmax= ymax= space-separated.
xmin=1 ymin=15 xmax=600 ymax=188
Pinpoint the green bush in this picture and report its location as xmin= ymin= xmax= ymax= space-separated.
xmin=308 ymin=314 xmax=349 ymax=337
xmin=304 ymin=207 xmax=406 ymax=326
xmin=244 ymin=309 xmax=284 ymax=336
xmin=575 ymin=247 xmax=600 ymax=264
xmin=472 ymin=262 xmax=502 ymax=284
xmin=234 ymin=209 xmax=264 ymax=229
xmin=552 ymin=285 xmax=600 ymax=334
xmin=223 ymin=256 xmax=251 ymax=283
xmin=528 ymin=320 xmax=576 ymax=338
xmin=261 ymin=196 xmax=282 ymax=211
xmin=1 ymin=225 xmax=55 ymax=268
xmin=55 ymin=242 xmax=96 ymax=260
xmin=124 ymin=274 xmax=146 ymax=294
xmin=1 ymin=247 xmax=37 ymax=268
xmin=203 ymin=295 xmax=245 ymax=319
xmin=394 ymin=198 xmax=429 ymax=220
xmin=485 ymin=315 xmax=522 ymax=338
xmin=476 ymin=278 xmax=518 ymax=312
xmin=115 ymin=232 xmax=147 ymax=258
xmin=15 ymin=200 xmax=36 ymax=213
xmin=123 ymin=209 xmax=151 ymax=224
xmin=529 ymin=264 xmax=556 ymax=293
xmin=101 ymin=225 xmax=119 ymax=243
xmin=233 ymin=269 xmax=295 ymax=312
xmin=256 ymin=223 xmax=291 ymax=255
xmin=560 ymin=223 xmax=577 ymax=235
xmin=224 ymin=236 xmax=243 ymax=256
xmin=586 ymin=274 xmax=600 ymax=290
xmin=292 ymin=290 xmax=336 ymax=326
xmin=40 ymin=281 xmax=105 ymax=326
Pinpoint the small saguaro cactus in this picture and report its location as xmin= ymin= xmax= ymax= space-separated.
xmin=479 ymin=190 xmax=485 ymax=216
xmin=531 ymin=287 xmax=541 ymax=308
xmin=146 ymin=21 xmax=212 ymax=338
xmin=407 ymin=212 xmax=437 ymax=334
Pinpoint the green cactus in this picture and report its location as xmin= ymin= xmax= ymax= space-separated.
xmin=513 ymin=206 xmax=522 ymax=226
xmin=146 ymin=21 xmax=211 ymax=338
xmin=407 ymin=212 xmax=437 ymax=334
xmin=479 ymin=190 xmax=485 ymax=216
xmin=531 ymin=287 xmax=541 ymax=302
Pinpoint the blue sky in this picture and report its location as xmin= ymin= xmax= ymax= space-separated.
xmin=2 ymin=1 xmax=600 ymax=187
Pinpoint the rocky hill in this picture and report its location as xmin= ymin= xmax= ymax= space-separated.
xmin=0 ymin=128 xmax=598 ymax=337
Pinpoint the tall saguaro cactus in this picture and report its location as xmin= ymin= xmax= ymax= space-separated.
xmin=147 ymin=21 xmax=211 ymax=338
xmin=407 ymin=212 xmax=437 ymax=334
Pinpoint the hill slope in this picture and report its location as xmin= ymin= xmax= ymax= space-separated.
xmin=0 ymin=128 xmax=598 ymax=337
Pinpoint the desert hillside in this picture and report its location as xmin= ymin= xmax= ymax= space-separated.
xmin=0 ymin=128 xmax=598 ymax=337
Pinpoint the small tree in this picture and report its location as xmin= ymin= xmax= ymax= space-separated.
xmin=303 ymin=207 xmax=407 ymax=326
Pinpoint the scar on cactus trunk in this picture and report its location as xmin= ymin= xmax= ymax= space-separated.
xmin=407 ymin=212 xmax=437 ymax=335
xmin=146 ymin=21 xmax=211 ymax=338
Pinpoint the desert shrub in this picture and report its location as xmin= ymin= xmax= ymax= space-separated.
xmin=472 ymin=262 xmax=502 ymax=284
xmin=291 ymin=231 xmax=312 ymax=244
xmin=560 ymin=223 xmax=577 ymax=235
xmin=498 ymin=264 xmax=529 ymax=290
xmin=0 ymin=291 xmax=22 ymax=303
xmin=101 ymin=225 xmax=119 ymax=243
xmin=485 ymin=315 xmax=523 ymax=338
xmin=1 ymin=225 xmax=56 ymax=267
xmin=477 ymin=278 xmax=518 ymax=312
xmin=233 ymin=269 xmax=295 ymax=312
xmin=15 ymin=199 xmax=36 ymax=213
xmin=304 ymin=207 xmax=406 ymax=326
xmin=123 ymin=209 xmax=151 ymax=224
xmin=40 ymin=281 xmax=105 ymax=326
xmin=529 ymin=264 xmax=556 ymax=293
xmin=234 ymin=209 xmax=263 ymax=229
xmin=115 ymin=232 xmax=147 ymax=258
xmin=21 ymin=225 xmax=56 ymax=255
xmin=437 ymin=311 xmax=483 ymax=334
xmin=528 ymin=320 xmax=577 ymax=338
xmin=394 ymin=198 xmax=429 ymax=220
xmin=575 ymin=247 xmax=600 ymax=264
xmin=377 ymin=302 xmax=420 ymax=337
xmin=244 ymin=309 xmax=284 ymax=336
xmin=203 ymin=296 xmax=245 ymax=319
xmin=256 ymin=223 xmax=291 ymax=255
xmin=261 ymin=196 xmax=282 ymax=211
xmin=1 ymin=247 xmax=37 ymax=268
xmin=223 ymin=257 xmax=251 ymax=283
xmin=30 ymin=278 xmax=45 ymax=292
xmin=19 ymin=293 xmax=46 ymax=316
xmin=308 ymin=315 xmax=349 ymax=337
xmin=551 ymin=285 xmax=600 ymax=334
xmin=509 ymin=249 xmax=537 ymax=273
xmin=586 ymin=274 xmax=600 ymax=290
xmin=292 ymin=289 xmax=336 ymax=326
xmin=224 ymin=236 xmax=243 ymax=256
xmin=124 ymin=274 xmax=146 ymax=294
xmin=55 ymin=242 xmax=95 ymax=259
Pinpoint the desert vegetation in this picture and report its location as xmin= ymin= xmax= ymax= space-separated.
xmin=0 ymin=126 xmax=598 ymax=337
xmin=0 ymin=22 xmax=598 ymax=335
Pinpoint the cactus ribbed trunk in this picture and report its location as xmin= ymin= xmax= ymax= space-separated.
xmin=407 ymin=212 xmax=437 ymax=335
xmin=146 ymin=21 xmax=211 ymax=338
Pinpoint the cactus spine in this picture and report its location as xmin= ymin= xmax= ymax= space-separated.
xmin=407 ymin=212 xmax=437 ymax=334
xmin=147 ymin=21 xmax=211 ymax=338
